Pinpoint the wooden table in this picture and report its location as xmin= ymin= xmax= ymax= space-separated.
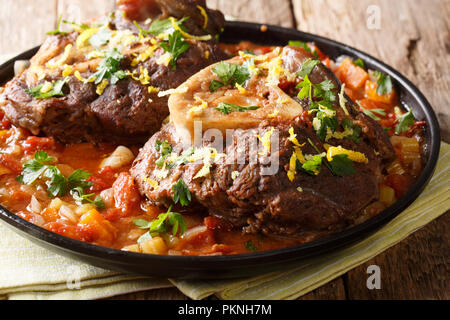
xmin=0 ymin=0 xmax=448 ymax=299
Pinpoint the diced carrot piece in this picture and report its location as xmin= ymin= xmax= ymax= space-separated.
xmin=336 ymin=58 xmax=369 ymax=90
xmin=365 ymin=80 xmax=397 ymax=105
xmin=78 ymin=209 xmax=117 ymax=242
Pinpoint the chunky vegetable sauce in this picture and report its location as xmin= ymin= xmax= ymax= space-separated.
xmin=0 ymin=41 xmax=426 ymax=256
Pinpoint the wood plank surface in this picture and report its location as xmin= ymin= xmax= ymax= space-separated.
xmin=0 ymin=0 xmax=57 ymax=56
xmin=0 ymin=0 xmax=447 ymax=300
xmin=292 ymin=0 xmax=450 ymax=142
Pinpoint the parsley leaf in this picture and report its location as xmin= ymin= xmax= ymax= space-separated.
xmin=297 ymin=58 xmax=321 ymax=78
xmin=288 ymin=40 xmax=319 ymax=57
xmin=313 ymin=106 xmax=339 ymax=141
xmin=90 ymin=48 xmax=128 ymax=85
xmin=215 ymin=102 xmax=260 ymax=115
xmin=133 ymin=205 xmax=187 ymax=242
xmin=245 ymin=240 xmax=258 ymax=252
xmin=172 ymin=178 xmax=191 ymax=206
xmin=395 ymin=109 xmax=415 ymax=134
xmin=297 ymin=75 xmax=335 ymax=109
xmin=146 ymin=17 xmax=189 ymax=36
xmin=70 ymin=186 xmax=105 ymax=209
xmin=26 ymin=78 xmax=69 ymax=99
xmin=159 ymin=30 xmax=190 ymax=70
xmin=210 ymin=61 xmax=250 ymax=92
xmin=328 ymin=154 xmax=356 ymax=176
xmin=301 ymin=155 xmax=323 ymax=175
xmin=356 ymin=101 xmax=386 ymax=121
xmin=353 ymin=58 xmax=365 ymax=69
xmin=372 ymin=71 xmax=393 ymax=95
xmin=155 ymin=140 xmax=172 ymax=168
xmin=341 ymin=118 xmax=361 ymax=144
xmin=17 ymin=151 xmax=104 ymax=207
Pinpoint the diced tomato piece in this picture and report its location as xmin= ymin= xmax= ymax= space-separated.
xmin=112 ymin=172 xmax=140 ymax=216
xmin=102 ymin=208 xmax=123 ymax=222
xmin=45 ymin=221 xmax=81 ymax=241
xmin=385 ymin=174 xmax=413 ymax=198
xmin=204 ymin=216 xmax=233 ymax=231
xmin=0 ymin=154 xmax=22 ymax=173
xmin=336 ymin=58 xmax=369 ymax=90
xmin=1 ymin=119 xmax=11 ymax=130
xmin=87 ymin=166 xmax=117 ymax=192
xmin=180 ymin=228 xmax=216 ymax=252
xmin=21 ymin=136 xmax=56 ymax=154
xmin=365 ymin=80 xmax=398 ymax=105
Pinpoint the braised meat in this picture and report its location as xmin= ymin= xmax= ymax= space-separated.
xmin=0 ymin=0 xmax=227 ymax=144
xmin=131 ymin=46 xmax=395 ymax=237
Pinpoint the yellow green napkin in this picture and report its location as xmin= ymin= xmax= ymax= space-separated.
xmin=0 ymin=142 xmax=448 ymax=300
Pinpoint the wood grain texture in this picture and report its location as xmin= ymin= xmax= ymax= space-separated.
xmin=0 ymin=0 xmax=57 ymax=56
xmin=292 ymin=0 xmax=450 ymax=142
xmin=208 ymin=0 xmax=294 ymax=28
xmin=57 ymin=0 xmax=114 ymax=23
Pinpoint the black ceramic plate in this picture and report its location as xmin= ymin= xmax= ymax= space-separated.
xmin=0 ymin=21 xmax=441 ymax=279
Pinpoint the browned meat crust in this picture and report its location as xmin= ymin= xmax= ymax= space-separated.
xmin=0 ymin=1 xmax=227 ymax=144
xmin=130 ymin=45 xmax=395 ymax=237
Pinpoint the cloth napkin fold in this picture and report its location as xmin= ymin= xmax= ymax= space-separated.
xmin=0 ymin=142 xmax=448 ymax=300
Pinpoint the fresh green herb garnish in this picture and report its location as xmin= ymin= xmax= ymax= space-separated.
xmin=301 ymin=155 xmax=323 ymax=175
xmin=90 ymin=48 xmax=128 ymax=85
xmin=134 ymin=205 xmax=187 ymax=242
xmin=297 ymin=74 xmax=336 ymax=109
xmin=245 ymin=240 xmax=258 ymax=252
xmin=62 ymin=20 xmax=90 ymax=31
xmin=17 ymin=151 xmax=104 ymax=207
xmin=395 ymin=108 xmax=415 ymax=134
xmin=47 ymin=15 xmax=68 ymax=36
xmin=328 ymin=154 xmax=356 ymax=176
xmin=353 ymin=58 xmax=365 ymax=69
xmin=313 ymin=106 xmax=339 ymax=141
xmin=297 ymin=58 xmax=321 ymax=78
xmin=215 ymin=102 xmax=260 ymax=115
xmin=341 ymin=118 xmax=361 ymax=144
xmin=356 ymin=101 xmax=386 ymax=121
xmin=210 ymin=61 xmax=250 ymax=92
xmin=172 ymin=178 xmax=191 ymax=206
xmin=155 ymin=140 xmax=172 ymax=168
xmin=372 ymin=71 xmax=393 ymax=95
xmin=288 ymin=40 xmax=319 ymax=57
xmin=26 ymin=78 xmax=69 ymax=99
xmin=306 ymin=139 xmax=355 ymax=177
xmin=70 ymin=186 xmax=105 ymax=209
xmin=159 ymin=30 xmax=190 ymax=70
xmin=146 ymin=17 xmax=189 ymax=36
